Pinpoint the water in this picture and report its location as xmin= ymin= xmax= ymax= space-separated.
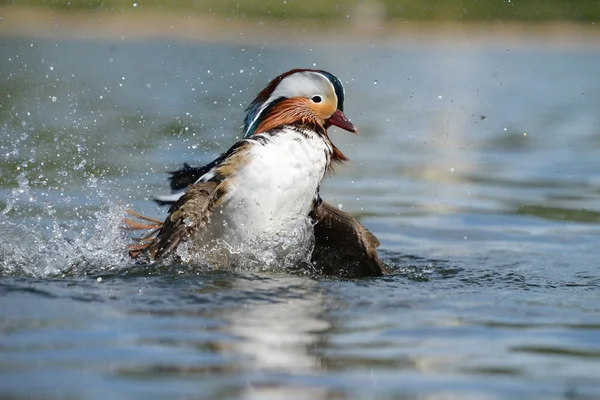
xmin=1 ymin=37 xmax=600 ymax=399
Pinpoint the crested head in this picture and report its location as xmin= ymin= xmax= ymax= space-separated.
xmin=243 ymin=69 xmax=357 ymax=138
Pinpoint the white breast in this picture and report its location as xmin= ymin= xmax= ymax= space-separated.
xmin=211 ymin=127 xmax=331 ymax=247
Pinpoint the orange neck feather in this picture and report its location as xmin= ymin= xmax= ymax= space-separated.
xmin=253 ymin=98 xmax=322 ymax=135
xmin=253 ymin=99 xmax=348 ymax=165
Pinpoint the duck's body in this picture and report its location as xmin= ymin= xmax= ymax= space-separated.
xmin=211 ymin=126 xmax=331 ymax=246
xmin=126 ymin=69 xmax=389 ymax=277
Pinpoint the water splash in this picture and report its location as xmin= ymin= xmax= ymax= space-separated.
xmin=0 ymin=203 xmax=131 ymax=278
xmin=1 ymin=172 xmax=29 ymax=216
xmin=225 ymin=219 xmax=317 ymax=275
xmin=166 ymin=217 xmax=317 ymax=275
xmin=0 ymin=171 xmax=132 ymax=278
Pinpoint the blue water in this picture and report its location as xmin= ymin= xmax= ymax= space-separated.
xmin=1 ymin=36 xmax=600 ymax=399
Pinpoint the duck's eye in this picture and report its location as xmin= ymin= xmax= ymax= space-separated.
xmin=311 ymin=95 xmax=322 ymax=103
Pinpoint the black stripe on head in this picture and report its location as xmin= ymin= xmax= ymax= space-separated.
xmin=317 ymin=70 xmax=345 ymax=112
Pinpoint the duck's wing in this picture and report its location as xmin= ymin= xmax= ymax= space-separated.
xmin=131 ymin=140 xmax=255 ymax=259
xmin=167 ymin=162 xmax=207 ymax=192
xmin=153 ymin=158 xmax=225 ymax=206
xmin=156 ymin=147 xmax=243 ymax=206
xmin=310 ymin=200 xmax=390 ymax=278
xmin=128 ymin=181 xmax=219 ymax=260
xmin=168 ymin=155 xmax=227 ymax=192
xmin=151 ymin=165 xmax=212 ymax=206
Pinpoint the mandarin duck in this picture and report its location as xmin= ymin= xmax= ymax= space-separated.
xmin=125 ymin=69 xmax=390 ymax=278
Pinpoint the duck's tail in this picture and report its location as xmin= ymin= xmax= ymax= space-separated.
xmin=122 ymin=209 xmax=163 ymax=258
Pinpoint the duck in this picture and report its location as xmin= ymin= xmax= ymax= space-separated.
xmin=125 ymin=69 xmax=390 ymax=278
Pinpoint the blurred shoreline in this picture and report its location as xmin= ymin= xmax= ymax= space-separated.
xmin=1 ymin=6 xmax=599 ymax=49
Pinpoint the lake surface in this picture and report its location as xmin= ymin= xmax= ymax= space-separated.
xmin=1 ymin=36 xmax=600 ymax=399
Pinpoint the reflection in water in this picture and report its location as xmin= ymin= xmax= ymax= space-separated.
xmin=222 ymin=275 xmax=331 ymax=399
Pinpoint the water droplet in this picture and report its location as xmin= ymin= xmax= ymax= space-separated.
xmin=133 ymin=2 xmax=138 ymax=7
xmin=51 ymin=96 xmax=57 ymax=102
xmin=337 ymin=203 xmax=343 ymax=210
xmin=374 ymin=80 xmax=378 ymax=85
xmin=437 ymin=95 xmax=443 ymax=99
xmin=75 ymin=160 xmax=87 ymax=170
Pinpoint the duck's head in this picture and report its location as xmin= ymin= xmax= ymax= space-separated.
xmin=243 ymin=69 xmax=358 ymax=138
